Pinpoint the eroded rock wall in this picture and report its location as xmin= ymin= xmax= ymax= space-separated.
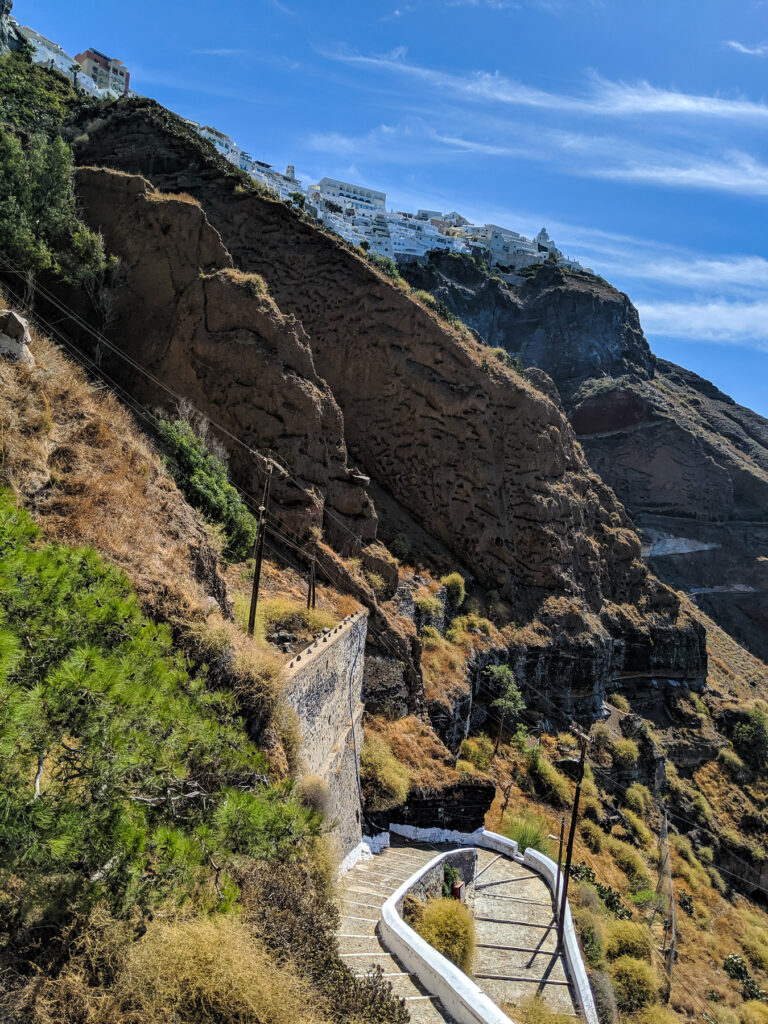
xmin=70 ymin=167 xmax=376 ymax=552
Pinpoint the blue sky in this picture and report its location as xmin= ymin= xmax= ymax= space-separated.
xmin=19 ymin=0 xmax=768 ymax=415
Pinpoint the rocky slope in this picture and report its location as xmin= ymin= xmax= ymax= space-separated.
xmin=401 ymin=254 xmax=768 ymax=662
xmin=57 ymin=98 xmax=707 ymax=721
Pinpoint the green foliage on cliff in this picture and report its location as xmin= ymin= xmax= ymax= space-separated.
xmin=0 ymin=490 xmax=321 ymax=936
xmin=733 ymin=708 xmax=768 ymax=771
xmin=0 ymin=128 xmax=110 ymax=284
xmin=157 ymin=417 xmax=258 ymax=561
xmin=0 ymin=48 xmax=76 ymax=133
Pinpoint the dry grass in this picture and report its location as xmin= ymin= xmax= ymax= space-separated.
xmin=365 ymin=713 xmax=458 ymax=789
xmin=0 ymin=327 xmax=216 ymax=622
xmin=218 ymin=266 xmax=270 ymax=299
xmin=145 ymin=189 xmax=201 ymax=207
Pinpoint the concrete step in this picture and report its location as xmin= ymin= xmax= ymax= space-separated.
xmin=336 ymin=934 xmax=390 ymax=956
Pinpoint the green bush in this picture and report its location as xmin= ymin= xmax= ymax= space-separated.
xmin=440 ymin=571 xmax=466 ymax=607
xmin=366 ymin=251 xmax=400 ymax=279
xmin=459 ymin=734 xmax=493 ymax=772
xmin=0 ymin=490 xmax=320 ymax=930
xmin=0 ymin=47 xmax=77 ymax=133
xmin=157 ymin=417 xmax=258 ymax=560
xmin=733 ymin=709 xmax=768 ymax=771
xmin=504 ymin=811 xmax=551 ymax=854
xmin=414 ymin=593 xmax=444 ymax=619
xmin=412 ymin=897 xmax=475 ymax=972
xmin=624 ymin=783 xmax=653 ymax=817
xmin=609 ymin=956 xmax=660 ymax=1011
xmin=360 ymin=736 xmax=410 ymax=810
xmin=0 ymin=126 xmax=110 ymax=285
xmin=580 ymin=819 xmax=604 ymax=854
xmin=609 ymin=693 xmax=630 ymax=713
xmin=573 ymin=907 xmax=605 ymax=969
xmin=526 ymin=747 xmax=571 ymax=807
xmin=611 ymin=738 xmax=640 ymax=770
xmin=605 ymin=921 xmax=651 ymax=962
xmin=607 ymin=838 xmax=652 ymax=894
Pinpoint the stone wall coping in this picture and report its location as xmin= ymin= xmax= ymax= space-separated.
xmin=379 ymin=846 xmax=516 ymax=1024
xmin=285 ymin=608 xmax=368 ymax=679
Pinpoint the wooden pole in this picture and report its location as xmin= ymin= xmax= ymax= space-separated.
xmin=247 ymin=465 xmax=272 ymax=636
xmin=307 ymin=555 xmax=315 ymax=609
xmin=557 ymin=736 xmax=587 ymax=951
xmin=556 ymin=814 xmax=565 ymax=933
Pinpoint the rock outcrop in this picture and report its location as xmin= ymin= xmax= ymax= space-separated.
xmin=0 ymin=309 xmax=34 ymax=366
xmin=67 ymin=167 xmax=377 ymax=554
xmin=400 ymin=254 xmax=768 ymax=662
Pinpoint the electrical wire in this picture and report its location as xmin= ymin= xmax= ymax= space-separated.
xmin=5 ymin=254 xmax=767 ymax=905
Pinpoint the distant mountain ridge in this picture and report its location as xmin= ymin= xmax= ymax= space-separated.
xmin=400 ymin=254 xmax=768 ymax=661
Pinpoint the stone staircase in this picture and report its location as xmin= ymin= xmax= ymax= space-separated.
xmin=469 ymin=848 xmax=578 ymax=1016
xmin=337 ymin=840 xmax=581 ymax=1023
xmin=336 ymin=843 xmax=457 ymax=1024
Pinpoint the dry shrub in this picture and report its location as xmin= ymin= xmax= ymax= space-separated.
xmin=740 ymin=1002 xmax=768 ymax=1024
xmin=605 ymin=920 xmax=651 ymax=962
xmin=366 ymin=714 xmax=457 ymax=789
xmin=360 ymin=735 xmax=410 ymax=810
xmin=609 ymin=956 xmax=661 ymax=1011
xmin=742 ymin=926 xmax=768 ymax=972
xmin=412 ymin=897 xmax=475 ymax=972
xmin=607 ymin=837 xmax=652 ymax=893
xmin=625 ymin=783 xmax=653 ymax=817
xmin=580 ymin=819 xmax=605 ymax=853
xmin=573 ymin=907 xmax=606 ymax=969
xmin=511 ymin=995 xmax=579 ymax=1024
xmin=298 ymin=775 xmax=330 ymax=814
xmin=611 ymin=738 xmax=640 ymax=770
xmin=111 ymin=916 xmax=329 ymax=1024
xmin=623 ymin=809 xmax=652 ymax=847
xmin=637 ymin=1006 xmax=684 ymax=1024
xmin=146 ymin=188 xmax=201 ymax=206
xmin=590 ymin=969 xmax=619 ymax=1024
xmin=0 ymin=328 xmax=219 ymax=623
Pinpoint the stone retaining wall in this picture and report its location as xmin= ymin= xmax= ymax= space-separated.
xmin=284 ymin=611 xmax=368 ymax=857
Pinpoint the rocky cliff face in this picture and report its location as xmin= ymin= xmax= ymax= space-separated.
xmin=400 ymin=254 xmax=768 ymax=662
xmin=67 ymin=167 xmax=376 ymax=554
xmin=64 ymin=99 xmax=706 ymax=718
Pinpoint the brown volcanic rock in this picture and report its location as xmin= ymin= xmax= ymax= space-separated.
xmin=72 ymin=103 xmax=651 ymax=616
xmin=400 ymin=253 xmax=768 ymax=660
xmin=68 ymin=100 xmax=706 ymax=708
xmin=402 ymin=257 xmax=656 ymax=398
xmin=70 ymin=167 xmax=376 ymax=551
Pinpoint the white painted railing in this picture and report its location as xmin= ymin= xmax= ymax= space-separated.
xmin=379 ymin=847 xmax=516 ymax=1024
xmin=383 ymin=825 xmax=598 ymax=1024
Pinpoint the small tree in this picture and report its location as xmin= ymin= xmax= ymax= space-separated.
xmin=69 ymin=62 xmax=80 ymax=91
xmin=733 ymin=709 xmax=768 ymax=771
xmin=485 ymin=664 xmax=525 ymax=757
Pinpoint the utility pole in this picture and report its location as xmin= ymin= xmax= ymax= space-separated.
xmin=557 ymin=733 xmax=588 ymax=951
xmin=307 ymin=555 xmax=316 ymax=610
xmin=658 ymin=808 xmax=676 ymax=1001
xmin=247 ymin=464 xmax=273 ymax=635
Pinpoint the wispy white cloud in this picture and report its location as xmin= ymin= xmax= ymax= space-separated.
xmin=308 ymin=116 xmax=768 ymax=198
xmin=637 ymin=300 xmax=768 ymax=348
xmin=192 ymin=48 xmax=248 ymax=56
xmin=328 ymin=50 xmax=768 ymax=120
xmin=725 ymin=39 xmax=768 ymax=56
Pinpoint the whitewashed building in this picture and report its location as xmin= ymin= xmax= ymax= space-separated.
xmin=17 ymin=25 xmax=111 ymax=97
